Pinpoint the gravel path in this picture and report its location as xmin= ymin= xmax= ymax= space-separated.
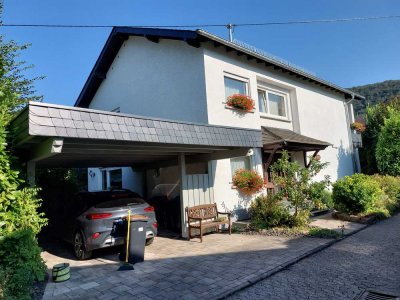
xmin=230 ymin=214 xmax=400 ymax=300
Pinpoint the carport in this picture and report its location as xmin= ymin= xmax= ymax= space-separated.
xmin=11 ymin=102 xmax=262 ymax=237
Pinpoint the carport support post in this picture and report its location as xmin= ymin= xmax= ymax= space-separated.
xmin=178 ymin=154 xmax=188 ymax=239
xmin=27 ymin=161 xmax=36 ymax=186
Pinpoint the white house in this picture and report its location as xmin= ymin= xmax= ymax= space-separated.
xmin=72 ymin=27 xmax=363 ymax=235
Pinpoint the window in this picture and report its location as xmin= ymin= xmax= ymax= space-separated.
xmin=111 ymin=107 xmax=120 ymax=113
xmin=230 ymin=156 xmax=251 ymax=176
xmin=257 ymin=89 xmax=287 ymax=118
xmin=257 ymin=90 xmax=267 ymax=113
xmin=101 ymin=168 xmax=122 ymax=190
xmin=109 ymin=169 xmax=122 ymax=189
xmin=224 ymin=76 xmax=248 ymax=98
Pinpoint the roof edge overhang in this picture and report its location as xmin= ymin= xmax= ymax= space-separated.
xmin=10 ymin=102 xmax=262 ymax=168
xmin=262 ymin=126 xmax=331 ymax=152
xmin=74 ymin=27 xmax=364 ymax=108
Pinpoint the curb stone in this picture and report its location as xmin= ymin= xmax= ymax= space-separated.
xmin=215 ymin=222 xmax=370 ymax=300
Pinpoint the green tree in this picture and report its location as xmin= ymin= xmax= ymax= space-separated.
xmin=360 ymin=96 xmax=400 ymax=174
xmin=270 ymin=151 xmax=330 ymax=227
xmin=376 ymin=109 xmax=400 ymax=176
xmin=0 ymin=3 xmax=47 ymax=298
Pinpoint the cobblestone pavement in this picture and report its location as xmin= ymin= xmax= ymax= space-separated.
xmin=42 ymin=232 xmax=330 ymax=299
xmin=230 ymin=214 xmax=400 ymax=300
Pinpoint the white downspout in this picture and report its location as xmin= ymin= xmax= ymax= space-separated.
xmin=344 ymin=94 xmax=361 ymax=173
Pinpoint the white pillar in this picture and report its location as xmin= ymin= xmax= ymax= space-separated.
xmin=178 ymin=154 xmax=188 ymax=238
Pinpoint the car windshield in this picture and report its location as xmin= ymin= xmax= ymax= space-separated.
xmin=94 ymin=197 xmax=145 ymax=208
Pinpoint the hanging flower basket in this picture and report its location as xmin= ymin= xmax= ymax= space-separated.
xmin=226 ymin=94 xmax=255 ymax=112
xmin=232 ymin=169 xmax=264 ymax=196
xmin=350 ymin=121 xmax=366 ymax=133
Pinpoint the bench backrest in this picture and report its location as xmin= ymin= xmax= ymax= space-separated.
xmin=186 ymin=203 xmax=218 ymax=220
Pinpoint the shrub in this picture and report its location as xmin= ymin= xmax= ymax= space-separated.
xmin=376 ymin=110 xmax=400 ymax=176
xmin=0 ymin=229 xmax=46 ymax=300
xmin=270 ymin=151 xmax=330 ymax=226
xmin=332 ymin=174 xmax=383 ymax=214
xmin=250 ymin=194 xmax=291 ymax=229
xmin=289 ymin=209 xmax=311 ymax=228
xmin=309 ymin=181 xmax=334 ymax=210
xmin=232 ymin=169 xmax=264 ymax=196
xmin=308 ymin=228 xmax=341 ymax=239
xmin=371 ymin=175 xmax=400 ymax=214
xmin=226 ymin=94 xmax=255 ymax=112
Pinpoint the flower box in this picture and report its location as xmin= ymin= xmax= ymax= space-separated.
xmin=226 ymin=94 xmax=255 ymax=112
xmin=232 ymin=169 xmax=264 ymax=196
xmin=350 ymin=121 xmax=366 ymax=133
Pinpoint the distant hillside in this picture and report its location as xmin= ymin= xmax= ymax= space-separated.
xmin=348 ymin=80 xmax=400 ymax=116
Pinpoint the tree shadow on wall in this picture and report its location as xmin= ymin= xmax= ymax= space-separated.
xmin=336 ymin=140 xmax=355 ymax=179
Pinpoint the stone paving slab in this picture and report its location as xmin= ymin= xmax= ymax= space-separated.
xmin=310 ymin=212 xmax=366 ymax=234
xmin=42 ymin=232 xmax=332 ymax=299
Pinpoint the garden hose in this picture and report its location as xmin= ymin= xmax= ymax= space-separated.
xmin=52 ymin=263 xmax=70 ymax=282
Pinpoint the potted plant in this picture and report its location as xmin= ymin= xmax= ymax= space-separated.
xmin=350 ymin=121 xmax=366 ymax=134
xmin=226 ymin=94 xmax=255 ymax=112
xmin=232 ymin=169 xmax=264 ymax=195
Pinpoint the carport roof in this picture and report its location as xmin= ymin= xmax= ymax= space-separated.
xmin=11 ymin=102 xmax=262 ymax=168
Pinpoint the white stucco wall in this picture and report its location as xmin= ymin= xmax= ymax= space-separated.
xmin=89 ymin=36 xmax=208 ymax=123
xmin=202 ymin=43 xmax=355 ymax=215
xmin=85 ymin=38 xmax=355 ymax=220
xmin=87 ymin=167 xmax=144 ymax=196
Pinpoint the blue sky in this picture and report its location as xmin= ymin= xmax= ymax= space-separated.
xmin=2 ymin=0 xmax=400 ymax=106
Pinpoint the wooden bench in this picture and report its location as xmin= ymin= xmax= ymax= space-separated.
xmin=186 ymin=203 xmax=231 ymax=242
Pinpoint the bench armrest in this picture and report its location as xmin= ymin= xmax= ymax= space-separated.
xmin=217 ymin=211 xmax=231 ymax=216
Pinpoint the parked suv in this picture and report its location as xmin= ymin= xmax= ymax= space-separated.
xmin=61 ymin=189 xmax=157 ymax=260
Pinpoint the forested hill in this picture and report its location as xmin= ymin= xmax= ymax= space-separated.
xmin=348 ymin=80 xmax=400 ymax=116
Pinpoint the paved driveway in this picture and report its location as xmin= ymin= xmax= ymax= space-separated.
xmin=42 ymin=232 xmax=330 ymax=299
xmin=231 ymin=214 xmax=400 ymax=299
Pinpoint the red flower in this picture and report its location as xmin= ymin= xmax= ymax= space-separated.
xmin=232 ymin=169 xmax=264 ymax=196
xmin=226 ymin=94 xmax=255 ymax=112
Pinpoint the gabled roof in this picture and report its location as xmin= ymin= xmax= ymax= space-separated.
xmin=262 ymin=126 xmax=331 ymax=151
xmin=74 ymin=27 xmax=364 ymax=108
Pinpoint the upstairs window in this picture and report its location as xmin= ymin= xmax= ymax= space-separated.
xmin=257 ymin=89 xmax=288 ymax=118
xmin=224 ymin=76 xmax=248 ymax=98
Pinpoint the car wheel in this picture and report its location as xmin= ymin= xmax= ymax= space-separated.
xmin=145 ymin=237 xmax=154 ymax=246
xmin=73 ymin=231 xmax=92 ymax=260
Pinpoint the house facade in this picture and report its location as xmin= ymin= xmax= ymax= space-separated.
xmin=75 ymin=27 xmax=363 ymax=230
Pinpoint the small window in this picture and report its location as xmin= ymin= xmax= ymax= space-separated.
xmin=257 ymin=90 xmax=267 ymax=113
xmin=268 ymin=92 xmax=286 ymax=117
xmin=230 ymin=156 xmax=251 ymax=176
xmin=224 ymin=76 xmax=248 ymax=98
xmin=111 ymin=107 xmax=120 ymax=113
xmin=258 ymin=89 xmax=287 ymax=118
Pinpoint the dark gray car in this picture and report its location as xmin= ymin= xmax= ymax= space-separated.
xmin=62 ymin=189 xmax=157 ymax=260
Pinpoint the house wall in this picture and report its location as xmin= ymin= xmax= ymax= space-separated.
xmin=201 ymin=43 xmax=354 ymax=215
xmin=89 ymin=36 xmax=208 ymax=123
xmin=87 ymin=167 xmax=144 ymax=196
xmin=86 ymin=38 xmax=355 ymax=222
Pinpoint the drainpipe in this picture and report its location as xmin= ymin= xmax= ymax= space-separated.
xmin=344 ymin=94 xmax=361 ymax=173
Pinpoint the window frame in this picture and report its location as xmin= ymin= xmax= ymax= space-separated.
xmin=257 ymin=86 xmax=290 ymax=121
xmin=230 ymin=156 xmax=251 ymax=177
xmin=224 ymin=73 xmax=250 ymax=99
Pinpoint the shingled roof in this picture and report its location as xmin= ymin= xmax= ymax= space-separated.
xmin=262 ymin=126 xmax=331 ymax=151
xmin=13 ymin=102 xmax=261 ymax=148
